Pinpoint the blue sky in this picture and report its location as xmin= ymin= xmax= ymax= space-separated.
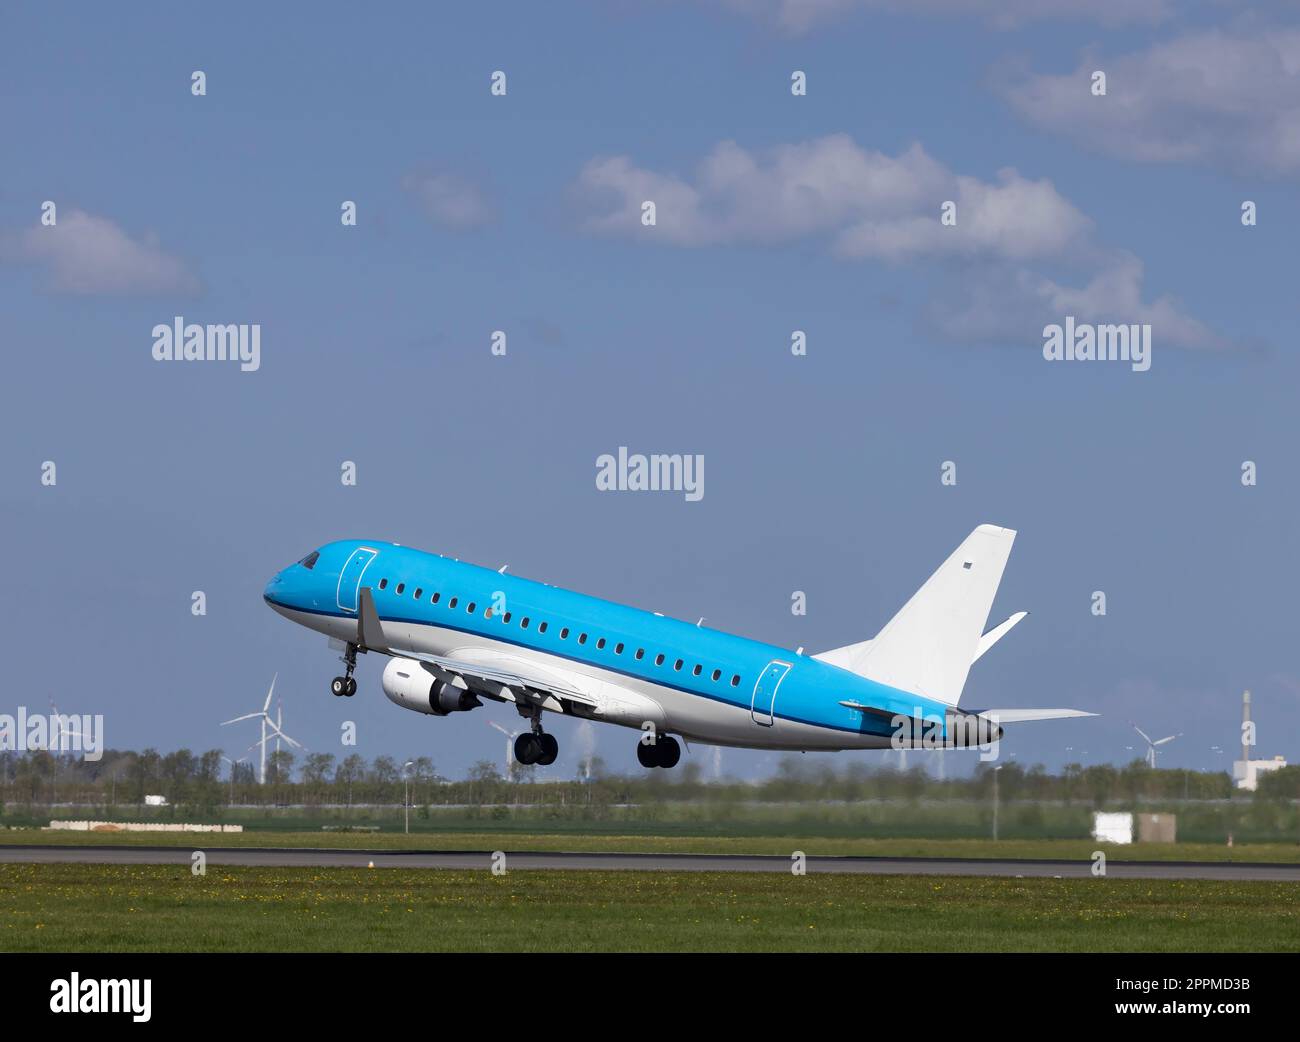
xmin=2 ymin=1 xmax=1296 ymax=779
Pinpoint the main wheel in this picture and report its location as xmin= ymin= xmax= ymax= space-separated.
xmin=658 ymin=736 xmax=681 ymax=769
xmin=536 ymin=733 xmax=558 ymax=766
xmin=514 ymin=732 xmax=542 ymax=765
xmin=331 ymin=677 xmax=347 ymax=697
xmin=636 ymin=740 xmax=659 ymax=769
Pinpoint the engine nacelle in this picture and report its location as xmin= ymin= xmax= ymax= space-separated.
xmin=382 ymin=657 xmax=480 ymax=716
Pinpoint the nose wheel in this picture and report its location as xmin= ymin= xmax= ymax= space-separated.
xmin=331 ymin=643 xmax=359 ymax=697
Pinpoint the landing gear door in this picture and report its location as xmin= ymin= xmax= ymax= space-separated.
xmin=336 ymin=547 xmax=378 ymax=612
xmin=751 ymin=660 xmax=792 ymax=726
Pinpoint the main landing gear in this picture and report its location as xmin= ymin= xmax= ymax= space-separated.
xmin=512 ymin=706 xmax=558 ymax=767
xmin=514 ymin=730 xmax=558 ymax=767
xmin=331 ymin=642 xmax=358 ymax=698
xmin=637 ymin=734 xmax=680 ymax=769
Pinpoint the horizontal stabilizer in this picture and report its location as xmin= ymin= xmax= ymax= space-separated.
xmin=976 ymin=708 xmax=1097 ymax=723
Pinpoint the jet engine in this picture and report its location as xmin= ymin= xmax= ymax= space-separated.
xmin=382 ymin=657 xmax=480 ymax=716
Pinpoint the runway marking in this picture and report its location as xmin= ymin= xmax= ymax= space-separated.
xmin=3 ymin=845 xmax=1300 ymax=880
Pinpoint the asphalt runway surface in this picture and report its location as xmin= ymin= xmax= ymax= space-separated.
xmin=3 ymin=845 xmax=1300 ymax=880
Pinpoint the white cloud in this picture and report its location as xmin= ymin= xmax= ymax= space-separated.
xmin=929 ymin=253 xmax=1230 ymax=352
xmin=837 ymin=167 xmax=1094 ymax=263
xmin=579 ymin=136 xmax=1091 ymax=262
xmin=998 ymin=29 xmax=1300 ymax=174
xmin=401 ymin=170 xmax=494 ymax=229
xmin=715 ymin=0 xmax=1168 ymax=34
xmin=7 ymin=209 xmax=198 ymax=295
xmin=575 ymin=135 xmax=1235 ymax=351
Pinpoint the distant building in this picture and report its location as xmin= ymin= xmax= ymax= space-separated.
xmin=1232 ymin=690 xmax=1287 ymax=791
xmin=1136 ymin=812 xmax=1176 ymax=843
xmin=1233 ymin=756 xmax=1287 ymax=792
xmin=1093 ymin=812 xmax=1133 ymax=844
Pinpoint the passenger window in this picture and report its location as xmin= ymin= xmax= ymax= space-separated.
xmin=579 ymin=633 xmax=588 ymax=644
xmin=414 ymin=588 xmax=422 ymax=600
xmin=674 ymin=659 xmax=683 ymax=671
xmin=503 ymin=612 xmax=512 ymax=623
xmin=484 ymin=607 xmax=493 ymax=619
xmin=655 ymin=654 xmax=664 ymax=666
xmin=521 ymin=617 xmax=530 ymax=629
xmin=378 ymin=578 xmax=388 ymax=590
xmin=396 ymin=583 xmax=405 ymax=595
xmin=731 ymin=675 xmax=741 ymax=686
xmin=596 ymin=638 xmax=606 ymax=649
xmin=615 ymin=643 xmax=624 ymax=655
xmin=539 ymin=622 xmax=548 ymax=634
xmin=560 ymin=628 xmax=569 ymax=639
xmin=693 ymin=664 xmax=702 ymax=676
xmin=432 ymin=592 xmax=440 ymax=604
xmin=634 ymin=648 xmax=644 ymax=660
xmin=449 ymin=597 xmax=458 ymax=609
xmin=467 ymin=602 xmax=476 ymax=614
xmin=711 ymin=669 xmax=721 ymax=682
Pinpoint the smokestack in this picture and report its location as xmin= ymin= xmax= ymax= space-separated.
xmin=1241 ymin=690 xmax=1252 ymax=763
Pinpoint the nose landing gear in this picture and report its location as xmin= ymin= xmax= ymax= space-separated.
xmin=331 ymin=642 xmax=359 ymax=697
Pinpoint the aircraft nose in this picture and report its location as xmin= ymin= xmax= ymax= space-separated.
xmin=263 ymin=572 xmax=284 ymax=603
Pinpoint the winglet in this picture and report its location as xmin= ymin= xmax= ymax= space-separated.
xmin=358 ymin=587 xmax=390 ymax=653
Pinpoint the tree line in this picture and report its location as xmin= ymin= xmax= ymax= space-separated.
xmin=2 ymin=747 xmax=1296 ymax=812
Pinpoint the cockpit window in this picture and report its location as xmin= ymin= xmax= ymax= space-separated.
xmin=299 ymin=551 xmax=320 ymax=570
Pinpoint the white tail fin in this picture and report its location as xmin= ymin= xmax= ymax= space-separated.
xmin=814 ymin=524 xmax=1016 ymax=707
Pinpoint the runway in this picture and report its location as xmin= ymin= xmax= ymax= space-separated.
xmin=3 ymin=845 xmax=1300 ymax=880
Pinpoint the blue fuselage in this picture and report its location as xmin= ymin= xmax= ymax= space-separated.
xmin=264 ymin=539 xmax=954 ymax=750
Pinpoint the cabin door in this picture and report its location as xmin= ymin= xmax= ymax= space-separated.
xmin=751 ymin=660 xmax=792 ymax=726
xmin=336 ymin=547 xmax=378 ymax=612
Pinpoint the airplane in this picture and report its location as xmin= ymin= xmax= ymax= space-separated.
xmin=263 ymin=524 xmax=1093 ymax=769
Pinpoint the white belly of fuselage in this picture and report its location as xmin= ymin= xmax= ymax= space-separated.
xmin=274 ymin=605 xmax=891 ymax=752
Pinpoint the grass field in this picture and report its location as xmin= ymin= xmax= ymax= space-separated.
xmin=2 ymin=862 xmax=1297 ymax=952
xmin=3 ymin=827 xmax=1298 ymax=863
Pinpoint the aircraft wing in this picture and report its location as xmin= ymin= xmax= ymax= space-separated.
xmin=396 ymin=649 xmax=600 ymax=712
xmin=353 ymin=586 xmax=598 ymax=711
xmin=351 ymin=589 xmax=629 ymax=717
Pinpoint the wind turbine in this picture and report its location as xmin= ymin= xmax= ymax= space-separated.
xmin=221 ymin=675 xmax=303 ymax=783
xmin=1132 ymin=724 xmax=1180 ymax=768
xmin=220 ymin=754 xmax=248 ymax=803
xmin=486 ymin=720 xmax=521 ymax=780
xmin=260 ymin=698 xmax=305 ymax=780
xmin=48 ymin=698 xmax=83 ymax=753
xmin=274 ymin=698 xmax=289 ymax=758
